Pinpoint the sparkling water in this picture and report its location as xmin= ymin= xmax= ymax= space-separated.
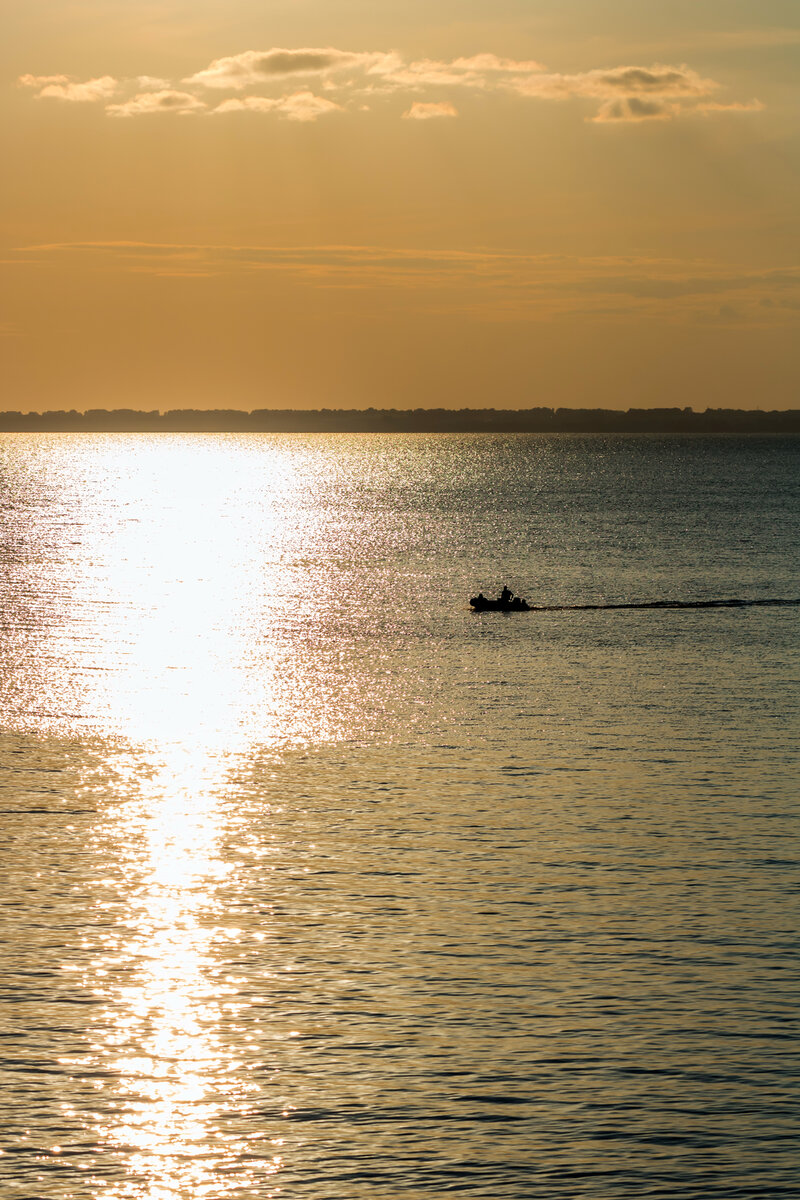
xmin=1 ymin=433 xmax=798 ymax=1198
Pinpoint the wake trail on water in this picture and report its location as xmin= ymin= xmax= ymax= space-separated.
xmin=527 ymin=597 xmax=800 ymax=612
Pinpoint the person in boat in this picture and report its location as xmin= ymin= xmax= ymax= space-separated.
xmin=500 ymin=585 xmax=513 ymax=604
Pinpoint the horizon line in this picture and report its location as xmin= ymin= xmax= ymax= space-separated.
xmin=1 ymin=405 xmax=798 ymax=435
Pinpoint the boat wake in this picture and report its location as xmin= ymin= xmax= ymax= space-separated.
xmin=526 ymin=597 xmax=800 ymax=612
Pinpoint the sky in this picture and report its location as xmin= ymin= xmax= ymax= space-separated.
xmin=2 ymin=0 xmax=799 ymax=411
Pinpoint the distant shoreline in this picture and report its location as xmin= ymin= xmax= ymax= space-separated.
xmin=1 ymin=407 xmax=799 ymax=434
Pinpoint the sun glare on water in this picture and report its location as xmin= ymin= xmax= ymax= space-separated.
xmin=2 ymin=434 xmax=355 ymax=751
xmin=2 ymin=436 xmax=350 ymax=1196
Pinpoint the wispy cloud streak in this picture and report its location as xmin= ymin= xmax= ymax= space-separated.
xmin=15 ymin=242 xmax=799 ymax=325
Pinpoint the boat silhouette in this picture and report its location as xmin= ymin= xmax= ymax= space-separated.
xmin=470 ymin=592 xmax=800 ymax=614
xmin=470 ymin=589 xmax=530 ymax=612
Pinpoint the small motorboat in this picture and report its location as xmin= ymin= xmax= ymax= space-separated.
xmin=470 ymin=590 xmax=530 ymax=612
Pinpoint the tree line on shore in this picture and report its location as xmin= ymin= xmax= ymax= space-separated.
xmin=0 ymin=407 xmax=798 ymax=433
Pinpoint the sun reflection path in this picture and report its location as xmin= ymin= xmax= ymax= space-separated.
xmin=4 ymin=436 xmax=386 ymax=1196
xmin=34 ymin=441 xmax=310 ymax=1195
xmin=88 ymin=744 xmax=282 ymax=1200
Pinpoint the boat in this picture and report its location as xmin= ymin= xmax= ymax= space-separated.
xmin=470 ymin=591 xmax=530 ymax=612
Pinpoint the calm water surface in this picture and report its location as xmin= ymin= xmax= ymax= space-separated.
xmin=1 ymin=434 xmax=798 ymax=1199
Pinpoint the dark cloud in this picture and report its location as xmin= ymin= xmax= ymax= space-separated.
xmin=593 ymin=96 xmax=673 ymax=122
xmin=185 ymin=47 xmax=383 ymax=89
xmin=597 ymin=66 xmax=708 ymax=94
xmin=108 ymin=90 xmax=206 ymax=117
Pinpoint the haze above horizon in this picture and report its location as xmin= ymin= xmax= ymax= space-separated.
xmin=3 ymin=1 xmax=799 ymax=411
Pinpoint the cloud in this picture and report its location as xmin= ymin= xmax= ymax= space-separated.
xmin=186 ymin=47 xmax=391 ymax=90
xmin=213 ymin=91 xmax=342 ymax=121
xmin=373 ymin=53 xmax=545 ymax=90
xmin=107 ymin=90 xmax=206 ymax=118
xmin=270 ymin=91 xmax=343 ymax=121
xmin=403 ymin=101 xmax=459 ymax=120
xmin=213 ymin=96 xmax=281 ymax=115
xmin=19 ymin=74 xmax=118 ymax=102
xmin=512 ymin=62 xmax=717 ymax=102
xmin=588 ymin=64 xmax=714 ymax=96
xmin=593 ymin=94 xmax=765 ymax=123
xmin=19 ymin=74 xmax=70 ymax=87
xmin=451 ymin=54 xmax=545 ymax=73
xmin=189 ymin=51 xmax=724 ymax=124
xmin=510 ymin=62 xmax=725 ymax=122
xmin=592 ymin=96 xmax=675 ymax=123
xmin=137 ymin=75 xmax=172 ymax=91
xmin=18 ymin=48 xmax=756 ymax=126
xmin=696 ymin=99 xmax=765 ymax=114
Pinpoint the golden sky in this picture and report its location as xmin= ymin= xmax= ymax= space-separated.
xmin=2 ymin=1 xmax=799 ymax=410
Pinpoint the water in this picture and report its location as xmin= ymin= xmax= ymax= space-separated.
xmin=1 ymin=433 xmax=798 ymax=1199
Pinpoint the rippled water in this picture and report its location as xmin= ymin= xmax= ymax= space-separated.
xmin=1 ymin=433 xmax=798 ymax=1199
